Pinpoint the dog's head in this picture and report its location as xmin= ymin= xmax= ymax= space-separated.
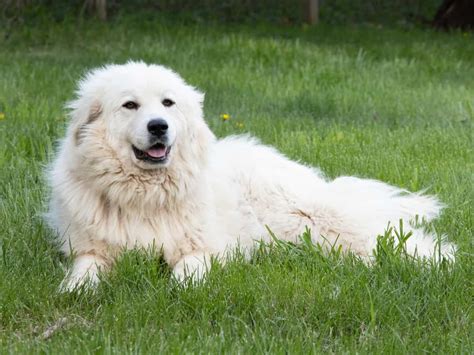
xmin=67 ymin=61 xmax=213 ymax=172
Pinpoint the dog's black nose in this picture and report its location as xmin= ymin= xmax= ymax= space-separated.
xmin=147 ymin=118 xmax=168 ymax=136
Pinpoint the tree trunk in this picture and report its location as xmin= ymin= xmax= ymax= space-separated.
xmin=81 ymin=0 xmax=107 ymax=21
xmin=95 ymin=0 xmax=106 ymax=21
xmin=303 ymin=0 xmax=319 ymax=25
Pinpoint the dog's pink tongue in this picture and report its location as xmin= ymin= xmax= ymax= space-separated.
xmin=146 ymin=146 xmax=167 ymax=158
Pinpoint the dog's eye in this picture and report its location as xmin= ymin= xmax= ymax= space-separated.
xmin=122 ymin=101 xmax=139 ymax=110
xmin=162 ymin=98 xmax=175 ymax=107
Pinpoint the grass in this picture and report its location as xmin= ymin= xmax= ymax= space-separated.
xmin=0 ymin=17 xmax=473 ymax=353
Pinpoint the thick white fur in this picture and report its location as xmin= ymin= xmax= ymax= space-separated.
xmin=47 ymin=62 xmax=455 ymax=290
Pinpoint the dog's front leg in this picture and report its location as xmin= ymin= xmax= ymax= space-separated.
xmin=172 ymin=252 xmax=214 ymax=284
xmin=60 ymin=253 xmax=110 ymax=292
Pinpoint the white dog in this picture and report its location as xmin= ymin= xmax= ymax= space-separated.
xmin=47 ymin=62 xmax=455 ymax=291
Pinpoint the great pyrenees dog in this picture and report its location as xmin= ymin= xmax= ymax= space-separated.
xmin=47 ymin=62 xmax=455 ymax=291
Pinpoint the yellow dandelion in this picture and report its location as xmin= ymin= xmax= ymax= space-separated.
xmin=235 ymin=122 xmax=244 ymax=129
xmin=220 ymin=113 xmax=230 ymax=121
xmin=0 ymin=112 xmax=5 ymax=120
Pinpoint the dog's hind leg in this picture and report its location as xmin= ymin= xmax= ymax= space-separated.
xmin=319 ymin=176 xmax=455 ymax=260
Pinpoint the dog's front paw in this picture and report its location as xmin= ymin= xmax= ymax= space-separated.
xmin=172 ymin=253 xmax=210 ymax=284
xmin=59 ymin=271 xmax=99 ymax=293
xmin=59 ymin=254 xmax=102 ymax=293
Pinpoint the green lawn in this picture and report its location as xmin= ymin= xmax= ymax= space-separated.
xmin=0 ymin=17 xmax=473 ymax=353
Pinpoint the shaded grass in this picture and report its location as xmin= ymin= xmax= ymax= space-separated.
xmin=0 ymin=17 xmax=473 ymax=353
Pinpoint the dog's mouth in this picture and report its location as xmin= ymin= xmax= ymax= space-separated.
xmin=132 ymin=143 xmax=171 ymax=164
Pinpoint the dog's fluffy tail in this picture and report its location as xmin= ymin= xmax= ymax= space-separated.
xmin=328 ymin=176 xmax=456 ymax=261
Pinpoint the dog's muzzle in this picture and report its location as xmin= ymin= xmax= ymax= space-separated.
xmin=132 ymin=118 xmax=173 ymax=164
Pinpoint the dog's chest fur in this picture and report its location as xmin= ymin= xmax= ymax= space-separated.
xmin=95 ymin=188 xmax=215 ymax=266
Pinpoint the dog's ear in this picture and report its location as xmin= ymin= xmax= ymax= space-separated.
xmin=190 ymin=88 xmax=216 ymax=145
xmin=66 ymin=98 xmax=103 ymax=145
xmin=185 ymin=86 xmax=206 ymax=120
